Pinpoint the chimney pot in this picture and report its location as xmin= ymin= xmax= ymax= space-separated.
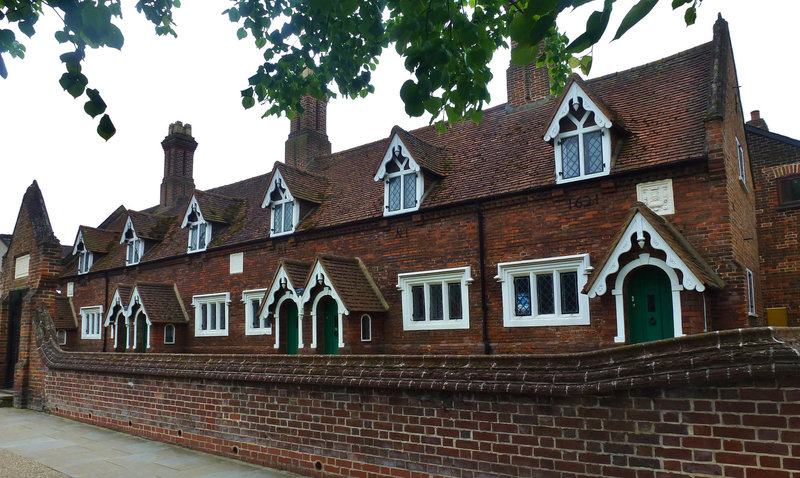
xmin=750 ymin=110 xmax=760 ymax=121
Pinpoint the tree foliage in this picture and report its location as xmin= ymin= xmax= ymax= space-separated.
xmin=0 ymin=0 xmax=701 ymax=139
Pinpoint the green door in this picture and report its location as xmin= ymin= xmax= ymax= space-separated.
xmin=136 ymin=314 xmax=148 ymax=353
xmin=627 ymin=266 xmax=674 ymax=344
xmin=285 ymin=302 xmax=299 ymax=355
xmin=116 ymin=315 xmax=127 ymax=352
xmin=323 ymin=299 xmax=339 ymax=355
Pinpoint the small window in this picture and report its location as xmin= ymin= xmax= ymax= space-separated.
xmin=778 ymin=175 xmax=800 ymax=207
xmin=182 ymin=198 xmax=211 ymax=253
xmin=192 ymin=293 xmax=230 ymax=337
xmin=265 ymin=173 xmax=296 ymax=237
xmin=164 ymin=324 xmax=176 ymax=344
xmin=554 ymin=98 xmax=610 ymax=184
xmin=14 ymin=254 xmax=30 ymax=279
xmin=374 ymin=136 xmax=423 ymax=217
xmin=496 ymin=254 xmax=591 ymax=327
xmin=736 ymin=137 xmax=746 ymax=184
xmin=397 ymin=267 xmax=472 ymax=331
xmin=126 ymin=238 xmax=143 ymax=266
xmin=746 ymin=268 xmax=756 ymax=317
xmin=361 ymin=314 xmax=372 ymax=342
xmin=80 ymin=306 xmax=104 ymax=339
xmin=57 ymin=329 xmax=67 ymax=346
xmin=242 ymin=289 xmax=270 ymax=335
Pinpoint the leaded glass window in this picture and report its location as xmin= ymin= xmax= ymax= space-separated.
xmin=536 ymin=274 xmax=555 ymax=315
xmin=514 ymin=276 xmax=531 ymax=316
xmin=267 ymin=174 xmax=296 ymax=236
xmin=429 ymin=283 xmax=443 ymax=320
xmin=411 ymin=285 xmax=425 ymax=321
xmin=388 ymin=176 xmax=402 ymax=211
xmin=403 ymin=172 xmax=417 ymax=209
xmin=448 ymin=283 xmax=462 ymax=320
xmin=583 ymin=130 xmax=604 ymax=174
xmin=283 ymin=201 xmax=293 ymax=232
xmin=273 ymin=203 xmax=283 ymax=232
xmin=382 ymin=143 xmax=420 ymax=215
xmin=555 ymin=97 xmax=609 ymax=182
xmin=561 ymin=136 xmax=580 ymax=179
xmin=560 ymin=271 xmax=579 ymax=314
xmin=398 ymin=267 xmax=472 ymax=330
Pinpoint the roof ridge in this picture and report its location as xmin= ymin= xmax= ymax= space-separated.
xmin=586 ymin=41 xmax=712 ymax=86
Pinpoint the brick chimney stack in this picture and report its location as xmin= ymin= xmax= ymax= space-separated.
xmin=285 ymin=94 xmax=331 ymax=170
xmin=746 ymin=110 xmax=769 ymax=131
xmin=506 ymin=42 xmax=552 ymax=111
xmin=160 ymin=121 xmax=197 ymax=208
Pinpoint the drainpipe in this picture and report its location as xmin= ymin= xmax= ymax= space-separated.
xmin=102 ymin=271 xmax=109 ymax=352
xmin=476 ymin=201 xmax=492 ymax=355
xmin=702 ymin=291 xmax=708 ymax=332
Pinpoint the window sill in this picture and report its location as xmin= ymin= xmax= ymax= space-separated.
xmin=503 ymin=316 xmax=590 ymax=327
xmin=194 ymin=330 xmax=229 ymax=337
xmin=402 ymin=319 xmax=469 ymax=331
xmin=776 ymin=203 xmax=800 ymax=212
xmin=245 ymin=329 xmax=272 ymax=336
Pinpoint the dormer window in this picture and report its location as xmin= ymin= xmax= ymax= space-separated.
xmin=74 ymin=234 xmax=93 ymax=275
xmin=374 ymin=135 xmax=423 ymax=216
xmin=181 ymin=196 xmax=211 ymax=253
xmin=122 ymin=218 xmax=144 ymax=266
xmin=264 ymin=173 xmax=297 ymax=237
xmin=544 ymin=82 xmax=614 ymax=185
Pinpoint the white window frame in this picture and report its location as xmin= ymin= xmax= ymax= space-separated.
xmin=553 ymin=107 xmax=610 ymax=184
xmin=164 ymin=324 xmax=176 ymax=344
xmin=80 ymin=305 xmax=104 ymax=339
xmin=374 ymin=135 xmax=423 ymax=217
xmin=361 ymin=314 xmax=372 ymax=342
xmin=396 ymin=266 xmax=472 ymax=331
xmin=57 ymin=329 xmax=67 ymax=346
xmin=126 ymin=237 xmax=143 ymax=266
xmin=191 ymin=292 xmax=230 ymax=337
xmin=73 ymin=232 xmax=94 ymax=275
xmin=746 ymin=268 xmax=756 ymax=317
xmin=262 ymin=170 xmax=298 ymax=237
xmin=495 ymin=254 xmax=591 ymax=327
xmin=242 ymin=288 xmax=270 ymax=336
xmin=737 ymin=137 xmax=746 ymax=185
xmin=181 ymin=196 xmax=211 ymax=253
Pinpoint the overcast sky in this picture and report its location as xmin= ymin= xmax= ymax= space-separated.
xmin=2 ymin=1 xmax=798 ymax=245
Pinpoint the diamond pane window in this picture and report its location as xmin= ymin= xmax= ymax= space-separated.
xmin=536 ymin=274 xmax=555 ymax=315
xmin=198 ymin=222 xmax=207 ymax=249
xmin=403 ymin=172 xmax=417 ymax=209
xmin=201 ymin=304 xmax=208 ymax=330
xmin=411 ymin=285 xmax=425 ymax=321
xmin=514 ymin=276 xmax=531 ymax=316
xmin=448 ymin=283 xmax=462 ymax=320
xmin=561 ymin=136 xmax=580 ymax=179
xmin=429 ymin=283 xmax=443 ymax=320
xmin=251 ymin=299 xmax=260 ymax=328
xmin=560 ymin=271 xmax=579 ymax=314
xmin=388 ymin=176 xmax=401 ymax=211
xmin=283 ymin=201 xmax=293 ymax=232
xmin=273 ymin=203 xmax=283 ymax=233
xmin=583 ymin=130 xmax=603 ymax=174
xmin=209 ymin=303 xmax=217 ymax=330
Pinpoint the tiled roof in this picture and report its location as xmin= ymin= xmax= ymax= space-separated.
xmin=390 ymin=126 xmax=450 ymax=177
xmin=583 ymin=202 xmax=724 ymax=294
xmin=312 ymin=255 xmax=388 ymax=313
xmin=115 ymin=284 xmax=134 ymax=305
xmin=127 ymin=210 xmax=174 ymax=241
xmin=77 ymin=226 xmax=118 ymax=253
xmin=257 ymin=258 xmax=312 ymax=318
xmin=52 ymin=297 xmax=78 ymax=329
xmin=0 ymin=234 xmax=12 ymax=246
xmin=543 ymin=74 xmax=629 ymax=137
xmin=273 ymin=163 xmax=326 ymax=204
xmin=62 ymin=41 xmax=717 ymax=275
xmin=134 ymin=282 xmax=189 ymax=324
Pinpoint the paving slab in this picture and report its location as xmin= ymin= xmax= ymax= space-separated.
xmin=0 ymin=408 xmax=306 ymax=478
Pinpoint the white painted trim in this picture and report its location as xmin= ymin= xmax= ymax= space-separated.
xmin=300 ymin=261 xmax=350 ymax=316
xmin=374 ymin=134 xmax=423 ymax=216
xmin=587 ymin=211 xmax=705 ymax=298
xmin=361 ymin=314 xmax=372 ymax=342
xmin=181 ymin=195 xmax=211 ymax=253
xmin=242 ymin=288 xmax=270 ymax=336
xmin=310 ymin=291 xmax=345 ymax=350
xmin=263 ymin=170 xmax=299 ymax=237
xmin=544 ymin=82 xmax=613 ymax=141
xmin=79 ymin=305 xmax=103 ymax=340
xmin=396 ymin=266 xmax=472 ymax=331
xmin=130 ymin=308 xmax=153 ymax=350
xmin=495 ymin=254 xmax=591 ymax=327
xmin=611 ymin=254 xmax=685 ymax=343
xmin=191 ymin=292 xmax=231 ymax=337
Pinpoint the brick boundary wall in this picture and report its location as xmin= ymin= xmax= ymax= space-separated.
xmin=30 ymin=307 xmax=800 ymax=477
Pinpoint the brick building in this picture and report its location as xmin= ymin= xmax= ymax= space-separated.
xmin=2 ymin=17 xmax=787 ymax=384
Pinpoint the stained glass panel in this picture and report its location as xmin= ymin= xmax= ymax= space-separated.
xmin=448 ymin=283 xmax=462 ymax=320
xmin=388 ymin=176 xmax=401 ymax=211
xmin=411 ymin=285 xmax=425 ymax=321
xmin=429 ymin=283 xmax=443 ymax=320
xmin=584 ymin=130 xmax=603 ymax=174
xmin=537 ymin=274 xmax=555 ymax=315
xmin=283 ymin=201 xmax=294 ymax=232
xmin=560 ymin=271 xmax=579 ymax=314
xmin=514 ymin=276 xmax=531 ymax=317
xmin=403 ymin=172 xmax=417 ymax=209
xmin=561 ymin=136 xmax=580 ymax=178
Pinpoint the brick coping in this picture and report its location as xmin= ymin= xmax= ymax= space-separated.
xmin=34 ymin=307 xmax=800 ymax=397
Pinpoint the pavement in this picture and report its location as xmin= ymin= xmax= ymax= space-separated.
xmin=0 ymin=407 xmax=306 ymax=478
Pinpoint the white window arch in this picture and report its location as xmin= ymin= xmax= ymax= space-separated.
xmin=262 ymin=171 xmax=298 ymax=237
xmin=73 ymin=232 xmax=93 ymax=275
xmin=181 ymin=196 xmax=211 ymax=253
xmin=374 ymin=135 xmax=423 ymax=216
xmin=121 ymin=218 xmax=144 ymax=266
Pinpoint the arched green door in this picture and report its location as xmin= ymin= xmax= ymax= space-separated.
xmin=322 ymin=299 xmax=339 ymax=355
xmin=136 ymin=314 xmax=148 ymax=353
xmin=285 ymin=302 xmax=299 ymax=355
xmin=627 ymin=266 xmax=674 ymax=344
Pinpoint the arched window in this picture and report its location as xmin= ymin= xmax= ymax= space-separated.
xmin=384 ymin=145 xmax=419 ymax=214
xmin=164 ymin=324 xmax=176 ymax=344
xmin=556 ymin=98 xmax=607 ymax=181
xmin=360 ymin=314 xmax=372 ymax=342
xmin=268 ymin=177 xmax=295 ymax=236
xmin=122 ymin=219 xmax=144 ymax=266
xmin=182 ymin=196 xmax=211 ymax=253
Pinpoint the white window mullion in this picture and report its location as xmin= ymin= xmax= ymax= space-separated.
xmin=553 ymin=270 xmax=562 ymax=317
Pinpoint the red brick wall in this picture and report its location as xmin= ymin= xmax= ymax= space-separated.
xmin=35 ymin=321 xmax=800 ymax=478
xmin=748 ymin=127 xmax=800 ymax=326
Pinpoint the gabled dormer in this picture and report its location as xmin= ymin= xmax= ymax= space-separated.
xmin=181 ymin=195 xmax=210 ymax=253
xmin=544 ymin=77 xmax=626 ymax=184
xmin=262 ymin=163 xmax=326 ymax=237
xmin=72 ymin=226 xmax=117 ymax=275
xmin=121 ymin=217 xmax=144 ymax=266
xmin=373 ymin=127 xmax=448 ymax=217
xmin=264 ymin=169 xmax=297 ymax=237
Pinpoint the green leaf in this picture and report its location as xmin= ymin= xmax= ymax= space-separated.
xmin=526 ymin=0 xmax=559 ymax=16
xmin=0 ymin=54 xmax=7 ymax=79
xmin=105 ymin=24 xmax=124 ymax=49
xmin=54 ymin=30 xmax=69 ymax=43
xmin=242 ymin=96 xmax=255 ymax=109
xmin=237 ymin=28 xmax=247 ymax=40
xmin=468 ymin=109 xmax=483 ymax=124
xmin=579 ymin=55 xmax=593 ymax=75
xmin=97 ymin=114 xmax=116 ymax=141
xmin=684 ymin=6 xmax=697 ymax=25
xmin=510 ymin=44 xmax=538 ymax=66
xmin=613 ymin=0 xmax=658 ymax=40
xmin=255 ymin=37 xmax=266 ymax=48
xmin=671 ymin=0 xmax=693 ymax=8
xmin=83 ymin=88 xmax=107 ymax=117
